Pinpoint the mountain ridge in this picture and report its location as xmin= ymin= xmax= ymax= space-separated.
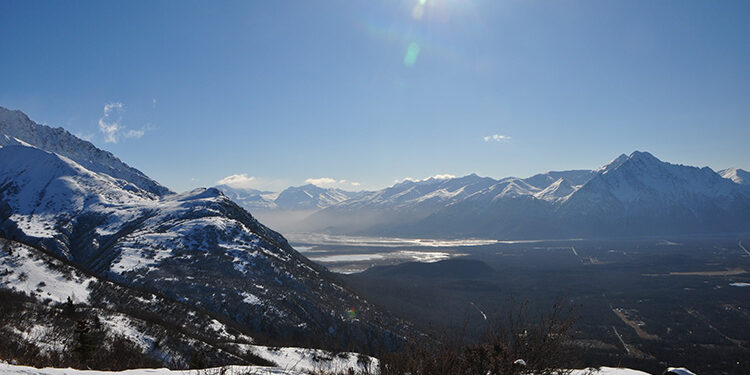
xmin=0 ymin=108 xmax=407 ymax=352
xmin=0 ymin=106 xmax=172 ymax=197
xmin=299 ymin=151 xmax=750 ymax=239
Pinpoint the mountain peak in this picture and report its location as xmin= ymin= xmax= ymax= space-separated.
xmin=298 ymin=183 xmax=325 ymax=190
xmin=628 ymin=150 xmax=660 ymax=163
xmin=596 ymin=151 xmax=663 ymax=175
xmin=597 ymin=153 xmax=629 ymax=174
xmin=719 ymin=167 xmax=749 ymax=185
xmin=0 ymin=106 xmax=31 ymax=123
xmin=0 ymin=107 xmax=173 ymax=196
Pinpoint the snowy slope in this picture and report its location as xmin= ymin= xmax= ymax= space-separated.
xmin=533 ymin=178 xmax=577 ymax=202
xmin=273 ymin=184 xmax=357 ymax=210
xmin=0 ymin=238 xmax=94 ymax=303
xmin=0 ymin=237 xmax=270 ymax=368
xmin=0 ymin=106 xmax=171 ymax=196
xmin=0 ymin=235 xmax=380 ymax=369
xmin=719 ymin=167 xmax=750 ymax=185
xmin=235 ymin=345 xmax=377 ymax=374
xmin=0 ymin=234 xmax=380 ymax=369
xmin=301 ymin=172 xmax=590 ymax=235
xmin=0 ymin=364 xmax=303 ymax=375
xmin=557 ymin=151 xmax=750 ymax=234
xmin=0 ymin=143 xmax=405 ymax=350
xmin=214 ymin=184 xmax=362 ymax=213
xmin=567 ymin=151 xmax=744 ymax=207
xmin=339 ymin=174 xmax=497 ymax=209
xmin=215 ymin=185 xmax=279 ymax=211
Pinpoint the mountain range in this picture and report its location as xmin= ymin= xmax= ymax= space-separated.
xmin=218 ymin=148 xmax=750 ymax=239
xmin=216 ymin=183 xmax=363 ymax=212
xmin=299 ymin=152 xmax=750 ymax=238
xmin=0 ymin=106 xmax=405 ymax=366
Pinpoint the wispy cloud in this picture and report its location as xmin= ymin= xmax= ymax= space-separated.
xmin=305 ymin=177 xmax=362 ymax=189
xmin=216 ymin=174 xmax=289 ymax=191
xmin=305 ymin=177 xmax=336 ymax=186
xmin=97 ymin=102 xmax=150 ymax=143
xmin=483 ymin=134 xmax=511 ymax=143
xmin=125 ymin=129 xmax=145 ymax=139
xmin=217 ymin=173 xmax=257 ymax=189
xmin=99 ymin=102 xmax=124 ymax=143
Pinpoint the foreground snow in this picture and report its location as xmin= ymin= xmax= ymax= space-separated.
xmin=0 ymin=363 xmax=654 ymax=375
xmin=0 ymin=363 xmax=302 ymax=375
xmin=571 ymin=368 xmax=651 ymax=375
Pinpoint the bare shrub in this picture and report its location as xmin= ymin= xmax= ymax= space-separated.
xmin=377 ymin=301 xmax=577 ymax=375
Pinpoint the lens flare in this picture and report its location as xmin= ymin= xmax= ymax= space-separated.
xmin=412 ymin=4 xmax=424 ymax=20
xmin=404 ymin=42 xmax=420 ymax=67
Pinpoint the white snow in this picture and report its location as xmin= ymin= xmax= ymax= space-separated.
xmin=0 ymin=363 xmax=302 ymax=375
xmin=241 ymin=292 xmax=262 ymax=305
xmin=719 ymin=167 xmax=749 ymax=185
xmin=237 ymin=345 xmax=377 ymax=374
xmin=8 ymin=324 xmax=66 ymax=355
xmin=570 ymin=368 xmax=652 ymax=375
xmin=0 ymin=241 xmax=93 ymax=303
xmin=0 ymin=106 xmax=171 ymax=196
xmin=0 ymin=363 xmax=656 ymax=375
xmin=100 ymin=315 xmax=156 ymax=351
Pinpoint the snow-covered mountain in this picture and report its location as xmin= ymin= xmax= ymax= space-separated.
xmin=719 ymin=167 xmax=750 ymax=185
xmin=215 ymin=184 xmax=279 ymax=211
xmin=552 ymin=151 xmax=750 ymax=237
xmin=215 ymin=171 xmax=595 ymax=234
xmin=275 ymin=184 xmax=359 ymax=210
xmin=1 ymin=235 xmax=379 ymax=372
xmin=0 ymin=108 xmax=406 ymax=355
xmin=215 ymin=184 xmax=360 ymax=212
xmin=298 ymin=170 xmax=594 ymax=235
xmin=0 ymin=106 xmax=171 ymax=196
xmin=302 ymin=152 xmax=750 ymax=239
xmin=0 ymin=237 xmax=269 ymax=368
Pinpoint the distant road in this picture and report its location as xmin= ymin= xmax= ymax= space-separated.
xmin=740 ymin=241 xmax=750 ymax=257
xmin=612 ymin=326 xmax=630 ymax=354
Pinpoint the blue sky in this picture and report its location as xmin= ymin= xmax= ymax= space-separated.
xmin=1 ymin=0 xmax=748 ymax=192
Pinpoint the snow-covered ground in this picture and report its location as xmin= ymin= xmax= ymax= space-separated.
xmin=0 ymin=363 xmax=302 ymax=375
xmin=235 ymin=344 xmax=375 ymax=374
xmin=0 ymin=240 xmax=94 ymax=303
xmin=0 ymin=363 xmax=657 ymax=375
